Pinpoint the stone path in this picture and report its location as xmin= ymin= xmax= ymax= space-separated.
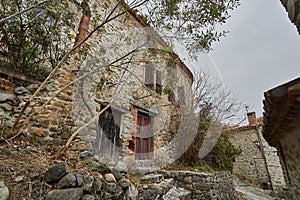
xmin=234 ymin=179 xmax=276 ymax=200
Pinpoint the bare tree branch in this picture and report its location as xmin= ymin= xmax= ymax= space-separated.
xmin=0 ymin=0 xmax=49 ymax=24
xmin=10 ymin=0 xmax=132 ymax=134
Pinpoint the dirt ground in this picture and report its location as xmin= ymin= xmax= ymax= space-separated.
xmin=0 ymin=134 xmax=89 ymax=200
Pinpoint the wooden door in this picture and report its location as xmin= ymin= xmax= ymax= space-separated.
xmin=135 ymin=113 xmax=152 ymax=160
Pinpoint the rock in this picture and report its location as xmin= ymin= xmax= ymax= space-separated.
xmin=14 ymin=175 xmax=24 ymax=182
xmin=44 ymin=163 xmax=70 ymax=184
xmin=0 ymin=93 xmax=15 ymax=102
xmin=0 ymin=180 xmax=9 ymax=200
xmin=105 ymin=182 xmax=117 ymax=193
xmin=79 ymin=151 xmax=93 ymax=159
xmin=143 ymin=188 xmax=159 ymax=200
xmin=39 ymin=136 xmax=54 ymax=144
xmin=83 ymin=176 xmax=94 ymax=193
xmin=103 ymin=173 xmax=116 ymax=182
xmin=75 ymin=173 xmax=84 ymax=187
xmin=93 ymin=176 xmax=102 ymax=193
xmin=82 ymin=194 xmax=95 ymax=200
xmin=103 ymin=192 xmax=113 ymax=199
xmin=26 ymin=84 xmax=39 ymax=92
xmin=24 ymin=107 xmax=32 ymax=116
xmin=183 ymin=176 xmax=192 ymax=184
xmin=111 ymin=169 xmax=123 ymax=181
xmin=25 ymin=146 xmax=39 ymax=153
xmin=57 ymin=173 xmax=76 ymax=189
xmin=114 ymin=161 xmax=128 ymax=173
xmin=89 ymin=161 xmax=112 ymax=174
xmin=154 ymin=178 xmax=174 ymax=194
xmin=113 ymin=188 xmax=124 ymax=199
xmin=141 ymin=174 xmax=163 ymax=183
xmin=0 ymin=103 xmax=12 ymax=111
xmin=126 ymin=185 xmax=138 ymax=200
xmin=118 ymin=177 xmax=131 ymax=189
xmin=14 ymin=86 xmax=29 ymax=94
xmin=45 ymin=188 xmax=83 ymax=200
xmin=162 ymin=187 xmax=191 ymax=200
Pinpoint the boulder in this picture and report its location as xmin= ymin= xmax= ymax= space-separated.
xmin=0 ymin=93 xmax=15 ymax=102
xmin=14 ymin=86 xmax=29 ymax=95
xmin=0 ymin=180 xmax=9 ymax=200
xmin=126 ymin=185 xmax=138 ymax=200
xmin=75 ymin=173 xmax=84 ymax=187
xmin=93 ymin=176 xmax=102 ymax=193
xmin=162 ymin=187 xmax=191 ymax=200
xmin=0 ymin=103 xmax=12 ymax=111
xmin=103 ymin=173 xmax=116 ymax=182
xmin=45 ymin=188 xmax=83 ymax=200
xmin=118 ymin=177 xmax=131 ymax=189
xmin=44 ymin=163 xmax=70 ymax=184
xmin=143 ymin=188 xmax=159 ymax=200
xmin=141 ymin=174 xmax=163 ymax=183
xmin=114 ymin=161 xmax=128 ymax=173
xmin=89 ymin=161 xmax=112 ymax=174
xmin=57 ymin=173 xmax=76 ymax=189
xmin=83 ymin=176 xmax=94 ymax=193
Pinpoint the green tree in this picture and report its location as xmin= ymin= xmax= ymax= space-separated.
xmin=137 ymin=0 xmax=240 ymax=56
xmin=0 ymin=0 xmax=74 ymax=79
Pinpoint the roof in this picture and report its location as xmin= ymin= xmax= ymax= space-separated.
xmin=124 ymin=5 xmax=194 ymax=82
xmin=262 ymin=77 xmax=300 ymax=146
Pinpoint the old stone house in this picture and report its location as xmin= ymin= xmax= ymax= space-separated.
xmin=263 ymin=77 xmax=300 ymax=200
xmin=228 ymin=112 xmax=286 ymax=191
xmin=21 ymin=0 xmax=194 ymax=170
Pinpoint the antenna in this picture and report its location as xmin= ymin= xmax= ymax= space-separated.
xmin=245 ymin=104 xmax=249 ymax=113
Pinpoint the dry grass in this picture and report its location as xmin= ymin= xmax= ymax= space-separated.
xmin=0 ymin=134 xmax=90 ymax=200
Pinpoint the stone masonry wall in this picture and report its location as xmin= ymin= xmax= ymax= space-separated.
xmin=22 ymin=0 xmax=194 ymax=168
xmin=160 ymin=170 xmax=239 ymax=200
xmin=276 ymin=125 xmax=300 ymax=199
xmin=229 ymin=126 xmax=286 ymax=190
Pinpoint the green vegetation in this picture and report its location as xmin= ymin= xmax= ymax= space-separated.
xmin=0 ymin=0 xmax=74 ymax=79
xmin=204 ymin=131 xmax=242 ymax=172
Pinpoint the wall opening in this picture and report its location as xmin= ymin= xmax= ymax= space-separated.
xmin=94 ymin=104 xmax=122 ymax=161
xmin=135 ymin=111 xmax=154 ymax=160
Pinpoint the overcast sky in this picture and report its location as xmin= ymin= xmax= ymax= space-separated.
xmin=189 ymin=0 xmax=300 ymax=125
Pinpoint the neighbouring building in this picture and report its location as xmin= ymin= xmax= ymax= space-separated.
xmin=263 ymin=77 xmax=300 ymax=200
xmin=18 ymin=0 xmax=195 ymax=170
xmin=228 ymin=112 xmax=286 ymax=191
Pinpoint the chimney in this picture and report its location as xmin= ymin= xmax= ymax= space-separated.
xmin=247 ymin=112 xmax=257 ymax=126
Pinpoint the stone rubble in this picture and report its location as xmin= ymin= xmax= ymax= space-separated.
xmin=0 ymin=180 xmax=9 ymax=200
xmin=43 ymin=162 xmax=239 ymax=200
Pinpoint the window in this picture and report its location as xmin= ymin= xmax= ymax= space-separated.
xmin=144 ymin=62 xmax=162 ymax=94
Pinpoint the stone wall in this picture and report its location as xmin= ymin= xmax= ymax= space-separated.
xmin=276 ymin=125 xmax=300 ymax=199
xmin=228 ymin=126 xmax=286 ymax=190
xmin=160 ymin=170 xmax=239 ymax=200
xmin=18 ymin=0 xmax=194 ymax=169
xmin=280 ymin=0 xmax=300 ymax=34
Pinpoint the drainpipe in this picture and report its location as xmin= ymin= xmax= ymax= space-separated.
xmin=247 ymin=112 xmax=273 ymax=191
xmin=255 ymin=125 xmax=273 ymax=191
